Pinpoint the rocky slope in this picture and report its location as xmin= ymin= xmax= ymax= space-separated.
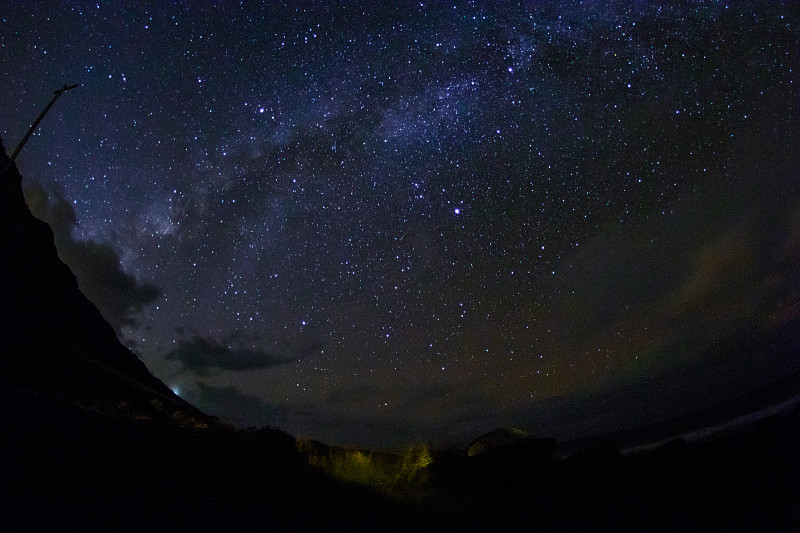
xmin=0 ymin=137 xmax=204 ymax=421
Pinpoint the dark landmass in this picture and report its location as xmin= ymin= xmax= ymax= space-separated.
xmin=2 ymin=139 xmax=799 ymax=531
xmin=555 ymin=369 xmax=800 ymax=459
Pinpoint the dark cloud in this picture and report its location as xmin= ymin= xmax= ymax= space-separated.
xmin=193 ymin=382 xmax=288 ymax=429
xmin=390 ymin=385 xmax=502 ymax=445
xmin=318 ymin=379 xmax=503 ymax=448
xmin=23 ymin=181 xmax=161 ymax=333
xmin=165 ymin=335 xmax=293 ymax=371
xmin=277 ymin=334 xmax=327 ymax=361
xmin=190 ymin=382 xmax=329 ymax=439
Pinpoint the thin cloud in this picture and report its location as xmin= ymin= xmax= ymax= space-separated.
xmin=165 ymin=335 xmax=291 ymax=371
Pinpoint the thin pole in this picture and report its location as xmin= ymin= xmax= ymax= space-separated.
xmin=1 ymin=84 xmax=79 ymax=181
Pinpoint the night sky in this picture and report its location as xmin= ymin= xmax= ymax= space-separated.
xmin=2 ymin=1 xmax=799 ymax=449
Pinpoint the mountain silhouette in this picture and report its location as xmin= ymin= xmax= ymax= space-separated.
xmin=0 ymin=137 xmax=204 ymax=421
xmin=0 ymin=137 xmax=416 ymax=532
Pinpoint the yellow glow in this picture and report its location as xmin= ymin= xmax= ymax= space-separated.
xmin=298 ymin=441 xmax=434 ymax=500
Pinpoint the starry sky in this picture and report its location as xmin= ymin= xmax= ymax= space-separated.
xmin=2 ymin=1 xmax=799 ymax=449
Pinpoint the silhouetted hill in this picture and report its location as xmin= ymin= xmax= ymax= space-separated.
xmin=0 ymin=137 xmax=206 ymax=421
xmin=0 ymin=137 xmax=414 ymax=531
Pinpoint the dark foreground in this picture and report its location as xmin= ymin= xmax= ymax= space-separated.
xmin=2 ymin=379 xmax=799 ymax=532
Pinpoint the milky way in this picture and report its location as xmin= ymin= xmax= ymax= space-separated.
xmin=2 ymin=1 xmax=799 ymax=448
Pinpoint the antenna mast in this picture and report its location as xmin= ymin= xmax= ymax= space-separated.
xmin=1 ymin=84 xmax=79 ymax=181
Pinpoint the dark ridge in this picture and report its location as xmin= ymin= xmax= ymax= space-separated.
xmin=0 ymin=136 xmax=203 ymax=420
xmin=0 ymin=137 xmax=412 ymax=532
